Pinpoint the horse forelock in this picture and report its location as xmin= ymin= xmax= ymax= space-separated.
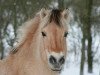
xmin=49 ymin=9 xmax=62 ymax=26
xmin=40 ymin=9 xmax=63 ymax=28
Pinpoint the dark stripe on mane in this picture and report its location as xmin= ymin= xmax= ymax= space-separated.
xmin=50 ymin=9 xmax=62 ymax=26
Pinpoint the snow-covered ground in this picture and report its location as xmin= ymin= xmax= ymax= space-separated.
xmin=61 ymin=63 xmax=100 ymax=75
xmin=60 ymin=23 xmax=100 ymax=75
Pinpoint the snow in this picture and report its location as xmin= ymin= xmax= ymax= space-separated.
xmin=6 ymin=24 xmax=15 ymax=39
xmin=61 ymin=63 xmax=100 ymax=75
xmin=60 ymin=24 xmax=100 ymax=75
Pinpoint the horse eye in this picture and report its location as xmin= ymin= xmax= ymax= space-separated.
xmin=64 ymin=32 xmax=68 ymax=37
xmin=42 ymin=32 xmax=46 ymax=37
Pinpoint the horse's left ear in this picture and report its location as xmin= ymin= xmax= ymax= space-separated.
xmin=62 ymin=9 xmax=70 ymax=19
xmin=62 ymin=8 xmax=72 ymax=24
xmin=40 ymin=8 xmax=47 ymax=19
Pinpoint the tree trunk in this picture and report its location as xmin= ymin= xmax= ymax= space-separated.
xmin=87 ymin=30 xmax=93 ymax=73
xmin=79 ymin=0 xmax=93 ymax=74
xmin=0 ymin=41 xmax=4 ymax=60
xmin=0 ymin=31 xmax=4 ymax=59
xmin=86 ymin=0 xmax=93 ymax=73
xmin=80 ymin=36 xmax=85 ymax=75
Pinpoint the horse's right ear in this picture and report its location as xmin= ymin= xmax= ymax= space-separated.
xmin=40 ymin=8 xmax=47 ymax=19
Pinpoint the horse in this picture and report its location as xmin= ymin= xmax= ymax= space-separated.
xmin=0 ymin=8 xmax=71 ymax=75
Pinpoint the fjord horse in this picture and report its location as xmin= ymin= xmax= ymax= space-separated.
xmin=0 ymin=8 xmax=71 ymax=75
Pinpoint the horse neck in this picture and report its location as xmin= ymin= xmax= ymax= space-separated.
xmin=9 ymin=16 xmax=41 ymax=61
xmin=13 ymin=32 xmax=40 ymax=60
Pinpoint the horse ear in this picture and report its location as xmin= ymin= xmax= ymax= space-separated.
xmin=40 ymin=8 xmax=47 ymax=19
xmin=62 ymin=8 xmax=72 ymax=24
xmin=62 ymin=9 xmax=70 ymax=19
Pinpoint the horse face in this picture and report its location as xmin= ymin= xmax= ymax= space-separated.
xmin=40 ymin=9 xmax=70 ymax=72
xmin=41 ymin=22 xmax=68 ymax=71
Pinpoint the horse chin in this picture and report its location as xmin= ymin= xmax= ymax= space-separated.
xmin=50 ymin=67 xmax=62 ymax=72
xmin=51 ymin=69 xmax=62 ymax=72
xmin=48 ymin=64 xmax=63 ymax=72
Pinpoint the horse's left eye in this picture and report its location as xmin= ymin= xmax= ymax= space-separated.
xmin=64 ymin=32 xmax=68 ymax=37
xmin=42 ymin=32 xmax=46 ymax=37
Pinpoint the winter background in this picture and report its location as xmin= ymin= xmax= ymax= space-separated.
xmin=3 ymin=22 xmax=100 ymax=75
xmin=0 ymin=0 xmax=100 ymax=75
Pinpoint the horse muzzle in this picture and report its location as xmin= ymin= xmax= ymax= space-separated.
xmin=49 ymin=55 xmax=65 ymax=71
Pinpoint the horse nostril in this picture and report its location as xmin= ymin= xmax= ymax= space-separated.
xmin=59 ymin=56 xmax=65 ymax=64
xmin=49 ymin=56 xmax=57 ymax=64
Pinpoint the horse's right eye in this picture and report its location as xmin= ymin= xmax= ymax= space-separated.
xmin=42 ymin=32 xmax=46 ymax=37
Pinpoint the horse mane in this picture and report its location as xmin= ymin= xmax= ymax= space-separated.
xmin=10 ymin=15 xmax=40 ymax=54
xmin=10 ymin=9 xmax=64 ymax=54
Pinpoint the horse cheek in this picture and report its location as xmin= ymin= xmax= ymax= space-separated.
xmin=40 ymin=41 xmax=48 ymax=64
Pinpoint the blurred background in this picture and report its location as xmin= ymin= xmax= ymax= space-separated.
xmin=0 ymin=0 xmax=100 ymax=75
